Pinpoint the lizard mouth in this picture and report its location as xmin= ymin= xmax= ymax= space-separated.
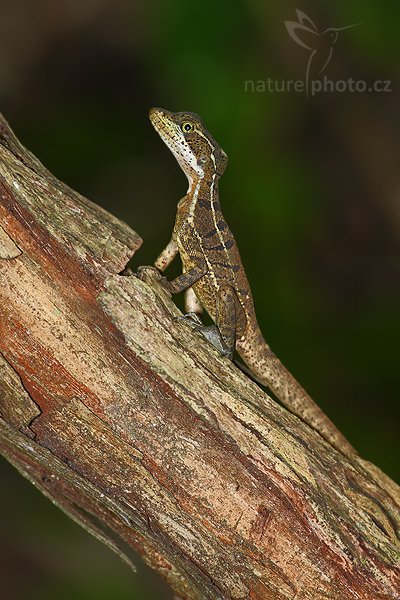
xmin=149 ymin=107 xmax=202 ymax=181
xmin=149 ymin=108 xmax=176 ymax=145
xmin=149 ymin=108 xmax=179 ymax=145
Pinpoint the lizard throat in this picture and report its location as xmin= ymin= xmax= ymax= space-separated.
xmin=187 ymin=173 xmax=219 ymax=218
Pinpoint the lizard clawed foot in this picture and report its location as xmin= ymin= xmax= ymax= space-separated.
xmin=136 ymin=265 xmax=162 ymax=282
xmin=175 ymin=313 xmax=232 ymax=357
xmin=173 ymin=312 xmax=203 ymax=326
xmin=135 ymin=266 xmax=172 ymax=295
xmin=219 ymin=346 xmax=234 ymax=360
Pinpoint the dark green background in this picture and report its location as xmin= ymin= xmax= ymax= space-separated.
xmin=1 ymin=1 xmax=399 ymax=599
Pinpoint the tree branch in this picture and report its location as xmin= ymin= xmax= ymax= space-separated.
xmin=0 ymin=114 xmax=399 ymax=600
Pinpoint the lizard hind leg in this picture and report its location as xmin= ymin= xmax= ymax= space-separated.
xmin=175 ymin=285 xmax=237 ymax=358
xmin=185 ymin=287 xmax=203 ymax=315
xmin=215 ymin=284 xmax=238 ymax=360
xmin=174 ymin=311 xmax=226 ymax=355
xmin=174 ymin=313 xmax=227 ymax=355
xmin=175 ymin=284 xmax=238 ymax=360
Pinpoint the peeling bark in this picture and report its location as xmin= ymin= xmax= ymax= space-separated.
xmin=0 ymin=113 xmax=399 ymax=600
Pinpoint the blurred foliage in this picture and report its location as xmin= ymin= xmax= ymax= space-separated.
xmin=0 ymin=1 xmax=399 ymax=599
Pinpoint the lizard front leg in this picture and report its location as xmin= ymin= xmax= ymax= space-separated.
xmin=156 ymin=240 xmax=204 ymax=314
xmin=136 ymin=240 xmax=179 ymax=287
xmin=161 ymin=267 xmax=207 ymax=294
xmin=136 ymin=264 xmax=206 ymax=299
xmin=154 ymin=239 xmax=178 ymax=272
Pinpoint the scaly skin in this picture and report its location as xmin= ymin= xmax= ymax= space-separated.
xmin=148 ymin=107 xmax=356 ymax=459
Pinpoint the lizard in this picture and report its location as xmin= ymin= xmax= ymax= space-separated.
xmin=143 ymin=106 xmax=356 ymax=459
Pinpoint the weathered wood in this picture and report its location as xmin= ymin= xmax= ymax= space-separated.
xmin=0 ymin=114 xmax=399 ymax=600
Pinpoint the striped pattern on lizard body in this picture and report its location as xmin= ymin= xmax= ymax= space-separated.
xmin=149 ymin=107 xmax=355 ymax=459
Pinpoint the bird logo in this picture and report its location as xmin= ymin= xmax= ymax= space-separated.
xmin=285 ymin=9 xmax=359 ymax=96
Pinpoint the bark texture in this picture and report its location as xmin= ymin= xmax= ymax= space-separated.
xmin=0 ymin=114 xmax=399 ymax=600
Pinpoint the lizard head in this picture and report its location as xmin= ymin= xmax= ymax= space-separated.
xmin=149 ymin=107 xmax=228 ymax=185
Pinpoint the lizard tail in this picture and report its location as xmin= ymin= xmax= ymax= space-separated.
xmin=236 ymin=324 xmax=356 ymax=458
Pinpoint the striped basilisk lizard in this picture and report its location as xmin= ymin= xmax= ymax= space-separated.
xmin=142 ymin=107 xmax=355 ymax=459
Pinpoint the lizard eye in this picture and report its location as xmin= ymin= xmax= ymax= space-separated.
xmin=182 ymin=122 xmax=194 ymax=134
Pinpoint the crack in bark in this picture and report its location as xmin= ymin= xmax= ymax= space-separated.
xmin=0 ymin=351 xmax=42 ymax=429
xmin=0 ymin=223 xmax=22 ymax=259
